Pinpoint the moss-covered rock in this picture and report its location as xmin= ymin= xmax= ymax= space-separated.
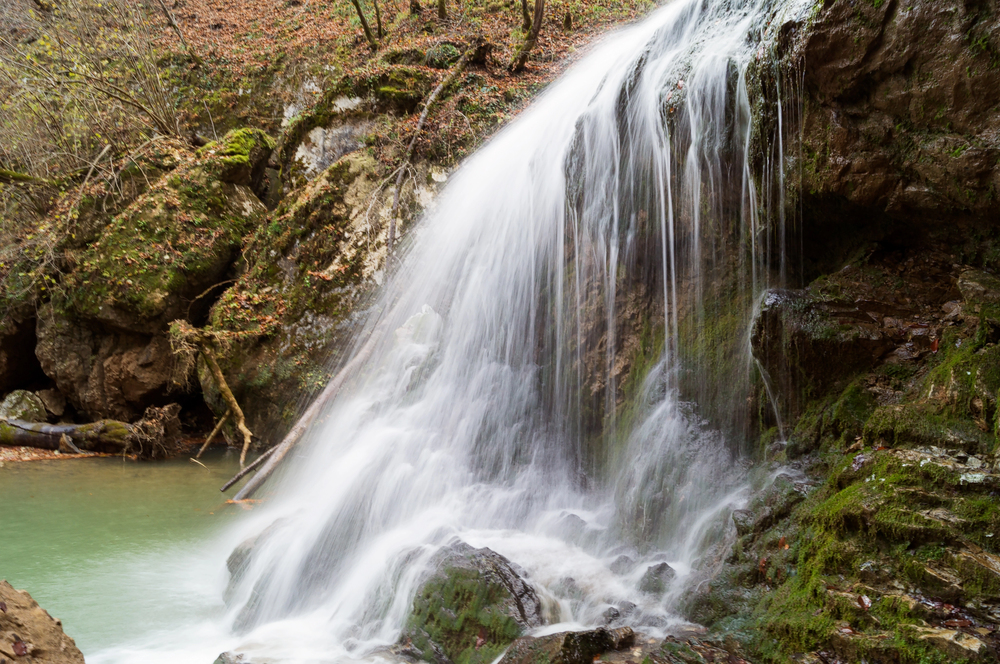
xmin=196 ymin=128 xmax=275 ymax=195
xmin=200 ymin=151 xmax=445 ymax=444
xmin=396 ymin=541 xmax=542 ymax=664
xmin=0 ymin=390 xmax=47 ymax=422
xmin=498 ymin=628 xmax=635 ymax=664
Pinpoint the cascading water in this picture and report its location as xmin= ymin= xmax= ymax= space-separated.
xmin=92 ymin=0 xmax=812 ymax=661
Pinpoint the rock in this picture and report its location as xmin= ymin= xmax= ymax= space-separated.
xmin=213 ymin=653 xmax=249 ymax=664
xmin=202 ymin=152 xmax=445 ymax=445
xmin=498 ymin=628 xmax=635 ymax=664
xmin=0 ymin=390 xmax=47 ymax=422
xmin=751 ymin=290 xmax=897 ymax=418
xmin=397 ymin=540 xmax=542 ymax=664
xmin=912 ymin=626 xmax=985 ymax=659
xmin=196 ymin=128 xmax=275 ymax=196
xmin=609 ymin=554 xmax=635 ymax=575
xmin=731 ymin=510 xmax=755 ymax=537
xmin=781 ymin=0 xmax=1000 ymax=243
xmin=638 ymin=562 xmax=676 ymax=596
xmin=35 ymin=305 xmax=181 ymax=422
xmin=0 ymin=580 xmax=84 ymax=664
xmin=35 ymin=389 xmax=65 ymax=418
xmin=958 ymin=269 xmax=1000 ymax=306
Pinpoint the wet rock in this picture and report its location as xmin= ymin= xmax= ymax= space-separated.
xmin=498 ymin=628 xmax=635 ymax=664
xmin=0 ymin=580 xmax=84 ymax=664
xmin=781 ymin=0 xmax=1000 ymax=241
xmin=0 ymin=390 xmax=47 ymax=422
xmin=958 ymin=269 xmax=1000 ymax=306
xmin=731 ymin=474 xmax=804 ymax=539
xmin=397 ymin=540 xmax=542 ymax=664
xmin=609 ymin=554 xmax=636 ymax=575
xmin=213 ymin=653 xmax=251 ymax=664
xmin=638 ymin=563 xmax=676 ymax=596
xmin=751 ymin=290 xmax=897 ymax=418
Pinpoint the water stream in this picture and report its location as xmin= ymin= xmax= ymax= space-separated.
xmin=3 ymin=0 xmax=811 ymax=661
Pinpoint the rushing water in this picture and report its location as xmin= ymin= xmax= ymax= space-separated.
xmin=6 ymin=0 xmax=812 ymax=661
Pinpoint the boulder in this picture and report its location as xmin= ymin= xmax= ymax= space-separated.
xmin=201 ymin=152 xmax=446 ymax=445
xmin=0 ymin=390 xmax=47 ymax=422
xmin=498 ymin=628 xmax=635 ymax=664
xmin=0 ymin=580 xmax=84 ymax=664
xmin=397 ymin=541 xmax=542 ymax=664
xmin=35 ymin=305 xmax=179 ymax=422
xmin=638 ymin=563 xmax=676 ymax=596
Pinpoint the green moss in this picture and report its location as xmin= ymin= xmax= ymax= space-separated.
xmin=407 ymin=567 xmax=524 ymax=664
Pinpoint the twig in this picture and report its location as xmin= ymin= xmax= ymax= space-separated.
xmin=196 ymin=410 xmax=230 ymax=458
xmin=156 ymin=0 xmax=204 ymax=66
xmin=189 ymin=457 xmax=209 ymax=469
xmin=71 ymin=144 xmax=112 ymax=217
xmin=203 ymin=100 xmax=218 ymax=141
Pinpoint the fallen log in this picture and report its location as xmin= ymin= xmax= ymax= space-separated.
xmin=0 ymin=404 xmax=182 ymax=458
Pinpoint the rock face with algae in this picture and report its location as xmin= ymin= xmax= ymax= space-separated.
xmin=0 ymin=581 xmax=85 ymax=664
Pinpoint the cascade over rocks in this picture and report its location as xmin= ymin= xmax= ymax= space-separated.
xmin=0 ymin=581 xmax=84 ymax=664
xmin=395 ymin=541 xmax=542 ymax=664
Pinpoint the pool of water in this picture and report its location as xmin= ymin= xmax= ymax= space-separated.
xmin=0 ymin=452 xmax=250 ymax=661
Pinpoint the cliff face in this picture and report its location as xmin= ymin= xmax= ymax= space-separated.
xmin=682 ymin=1 xmax=1000 ymax=662
xmin=793 ymin=0 xmax=1000 ymax=273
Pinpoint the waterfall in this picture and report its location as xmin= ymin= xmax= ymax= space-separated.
xmin=97 ymin=0 xmax=812 ymax=661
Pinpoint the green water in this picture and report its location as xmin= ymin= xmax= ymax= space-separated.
xmin=0 ymin=452 xmax=249 ymax=660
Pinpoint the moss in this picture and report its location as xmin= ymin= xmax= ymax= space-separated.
xmin=406 ymin=566 xmax=524 ymax=664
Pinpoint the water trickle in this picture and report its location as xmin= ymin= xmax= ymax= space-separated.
xmin=95 ymin=0 xmax=813 ymax=661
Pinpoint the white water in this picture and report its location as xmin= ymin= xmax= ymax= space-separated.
xmin=90 ymin=0 xmax=811 ymax=661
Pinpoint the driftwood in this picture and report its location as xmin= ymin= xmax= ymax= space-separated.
xmin=229 ymin=324 xmax=383 ymax=500
xmin=219 ymin=445 xmax=277 ymax=492
xmin=196 ymin=410 xmax=230 ymax=458
xmin=0 ymin=404 xmax=182 ymax=457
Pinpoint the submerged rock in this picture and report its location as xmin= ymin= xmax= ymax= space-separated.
xmin=0 ymin=580 xmax=84 ymax=664
xmin=396 ymin=540 xmax=542 ymax=664
xmin=498 ymin=627 xmax=635 ymax=664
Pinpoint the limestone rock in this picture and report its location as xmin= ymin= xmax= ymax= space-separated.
xmin=0 ymin=390 xmax=47 ymax=422
xmin=498 ymin=628 xmax=635 ymax=664
xmin=35 ymin=305 xmax=180 ymax=422
xmin=0 ymin=580 xmax=84 ymax=664
xmin=913 ymin=626 xmax=985 ymax=659
xmin=396 ymin=540 xmax=542 ymax=664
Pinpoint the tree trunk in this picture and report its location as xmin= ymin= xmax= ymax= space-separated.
xmin=349 ymin=0 xmax=379 ymax=49
xmin=437 ymin=0 xmax=446 ymax=19
xmin=0 ymin=404 xmax=181 ymax=457
xmin=520 ymin=0 xmax=531 ymax=31
xmin=373 ymin=0 xmax=384 ymax=38
xmin=509 ymin=0 xmax=544 ymax=72
xmin=409 ymin=0 xmax=421 ymax=13
xmin=0 ymin=418 xmax=132 ymax=452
